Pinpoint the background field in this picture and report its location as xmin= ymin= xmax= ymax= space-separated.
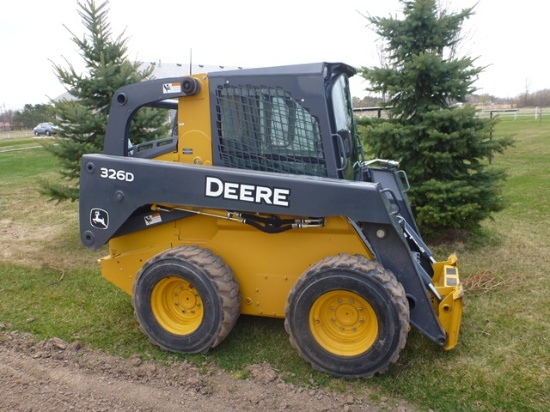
xmin=0 ymin=116 xmax=548 ymax=412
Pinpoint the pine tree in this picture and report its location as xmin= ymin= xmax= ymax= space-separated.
xmin=12 ymin=104 xmax=55 ymax=130
xmin=359 ymin=0 xmax=513 ymax=235
xmin=42 ymin=0 xmax=167 ymax=201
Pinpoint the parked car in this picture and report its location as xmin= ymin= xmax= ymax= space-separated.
xmin=33 ymin=122 xmax=58 ymax=136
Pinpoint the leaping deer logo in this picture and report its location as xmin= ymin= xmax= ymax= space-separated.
xmin=90 ymin=209 xmax=109 ymax=229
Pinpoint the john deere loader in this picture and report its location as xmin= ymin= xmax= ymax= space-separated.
xmin=79 ymin=62 xmax=463 ymax=378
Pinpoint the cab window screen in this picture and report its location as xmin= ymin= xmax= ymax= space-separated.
xmin=216 ymin=85 xmax=327 ymax=176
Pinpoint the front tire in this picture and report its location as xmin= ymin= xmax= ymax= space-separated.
xmin=284 ymin=254 xmax=409 ymax=378
xmin=132 ymin=245 xmax=240 ymax=353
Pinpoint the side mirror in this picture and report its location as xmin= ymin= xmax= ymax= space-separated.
xmin=337 ymin=129 xmax=352 ymax=157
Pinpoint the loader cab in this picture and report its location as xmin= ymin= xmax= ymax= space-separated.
xmin=104 ymin=62 xmax=364 ymax=181
xmin=209 ymin=62 xmax=363 ymax=180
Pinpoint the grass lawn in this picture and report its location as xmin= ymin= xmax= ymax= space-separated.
xmin=0 ymin=119 xmax=548 ymax=411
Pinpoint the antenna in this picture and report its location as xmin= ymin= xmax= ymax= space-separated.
xmin=189 ymin=48 xmax=193 ymax=75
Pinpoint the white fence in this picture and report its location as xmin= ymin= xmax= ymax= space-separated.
xmin=477 ymin=107 xmax=550 ymax=119
xmin=353 ymin=106 xmax=550 ymax=120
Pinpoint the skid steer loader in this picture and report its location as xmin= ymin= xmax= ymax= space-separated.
xmin=79 ymin=62 xmax=463 ymax=378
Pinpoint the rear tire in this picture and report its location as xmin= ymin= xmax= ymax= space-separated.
xmin=284 ymin=254 xmax=409 ymax=378
xmin=132 ymin=245 xmax=240 ymax=353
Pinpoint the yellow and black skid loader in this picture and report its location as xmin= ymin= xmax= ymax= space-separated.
xmin=79 ymin=62 xmax=463 ymax=378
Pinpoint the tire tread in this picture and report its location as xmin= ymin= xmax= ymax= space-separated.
xmin=284 ymin=253 xmax=409 ymax=378
xmin=132 ymin=245 xmax=240 ymax=352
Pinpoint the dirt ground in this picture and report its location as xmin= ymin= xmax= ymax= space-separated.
xmin=0 ymin=326 xmax=417 ymax=412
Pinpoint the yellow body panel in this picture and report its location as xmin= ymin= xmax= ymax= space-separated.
xmin=100 ymin=214 xmax=374 ymax=318
xmin=176 ymin=74 xmax=213 ymax=166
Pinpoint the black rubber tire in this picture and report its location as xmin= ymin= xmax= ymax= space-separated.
xmin=132 ymin=245 xmax=240 ymax=354
xmin=284 ymin=254 xmax=409 ymax=378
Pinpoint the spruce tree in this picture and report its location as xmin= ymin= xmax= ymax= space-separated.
xmin=359 ymin=0 xmax=513 ymax=235
xmin=43 ymin=0 xmax=167 ymax=201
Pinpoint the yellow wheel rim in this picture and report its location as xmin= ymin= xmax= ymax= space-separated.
xmin=151 ymin=277 xmax=203 ymax=335
xmin=309 ymin=290 xmax=378 ymax=356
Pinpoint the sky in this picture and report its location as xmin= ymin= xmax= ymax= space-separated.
xmin=1 ymin=0 xmax=548 ymax=110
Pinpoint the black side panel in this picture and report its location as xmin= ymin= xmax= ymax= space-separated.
xmin=79 ymin=154 xmax=392 ymax=249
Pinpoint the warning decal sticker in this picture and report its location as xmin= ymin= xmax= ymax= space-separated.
xmin=144 ymin=213 xmax=162 ymax=226
xmin=162 ymin=82 xmax=181 ymax=94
